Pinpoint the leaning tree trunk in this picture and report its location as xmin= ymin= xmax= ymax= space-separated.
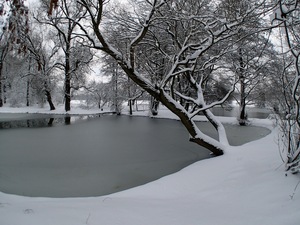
xmin=114 ymin=56 xmax=227 ymax=156
xmin=159 ymin=89 xmax=225 ymax=156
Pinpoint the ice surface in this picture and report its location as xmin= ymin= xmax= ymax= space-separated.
xmin=0 ymin=115 xmax=269 ymax=197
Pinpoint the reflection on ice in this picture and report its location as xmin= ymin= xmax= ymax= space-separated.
xmin=0 ymin=113 xmax=105 ymax=128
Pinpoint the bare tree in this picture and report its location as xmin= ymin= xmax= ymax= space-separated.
xmin=218 ymin=0 xmax=278 ymax=125
xmin=273 ymin=0 xmax=300 ymax=173
xmin=24 ymin=31 xmax=59 ymax=110
xmin=101 ymin=56 xmax=124 ymax=114
xmin=83 ymin=80 xmax=109 ymax=109
xmin=69 ymin=0 xmax=273 ymax=155
xmin=36 ymin=0 xmax=89 ymax=111
xmin=0 ymin=44 xmax=8 ymax=107
xmin=43 ymin=0 xmax=273 ymax=155
xmin=0 ymin=0 xmax=29 ymax=107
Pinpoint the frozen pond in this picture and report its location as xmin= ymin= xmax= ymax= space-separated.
xmin=0 ymin=114 xmax=270 ymax=197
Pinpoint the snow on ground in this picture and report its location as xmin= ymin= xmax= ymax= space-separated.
xmin=0 ymin=105 xmax=300 ymax=225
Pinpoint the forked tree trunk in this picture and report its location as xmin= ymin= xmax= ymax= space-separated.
xmin=159 ymin=90 xmax=225 ymax=156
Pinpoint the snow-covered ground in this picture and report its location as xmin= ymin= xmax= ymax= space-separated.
xmin=0 ymin=105 xmax=300 ymax=225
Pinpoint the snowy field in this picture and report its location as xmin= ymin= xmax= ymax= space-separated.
xmin=0 ymin=105 xmax=300 ymax=225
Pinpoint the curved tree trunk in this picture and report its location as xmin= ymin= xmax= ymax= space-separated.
xmin=159 ymin=89 xmax=225 ymax=156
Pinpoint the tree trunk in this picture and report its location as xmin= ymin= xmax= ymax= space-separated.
xmin=239 ymin=99 xmax=247 ymax=126
xmin=239 ymin=48 xmax=247 ymax=126
xmin=128 ymin=99 xmax=133 ymax=115
xmin=128 ymin=77 xmax=133 ymax=115
xmin=239 ymin=77 xmax=247 ymax=125
xmin=114 ymin=66 xmax=120 ymax=114
xmin=3 ymin=83 xmax=6 ymax=104
xmin=26 ymin=79 xmax=30 ymax=107
xmin=0 ymin=62 xmax=3 ymax=107
xmin=65 ymin=47 xmax=71 ymax=112
xmin=0 ymin=46 xmax=8 ymax=108
xmin=65 ymin=116 xmax=71 ymax=125
xmin=150 ymin=97 xmax=159 ymax=116
xmin=159 ymin=89 xmax=224 ymax=156
xmin=45 ymin=90 xmax=56 ymax=110
xmin=65 ymin=75 xmax=71 ymax=111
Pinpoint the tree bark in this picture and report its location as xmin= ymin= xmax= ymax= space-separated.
xmin=0 ymin=46 xmax=7 ymax=107
xmin=159 ymin=90 xmax=224 ymax=156
xmin=239 ymin=48 xmax=247 ymax=126
xmin=128 ymin=100 xmax=133 ymax=115
xmin=0 ymin=62 xmax=3 ymax=107
xmin=45 ymin=90 xmax=56 ymax=110
xmin=239 ymin=99 xmax=247 ymax=126
xmin=150 ymin=97 xmax=159 ymax=116
xmin=65 ymin=73 xmax=71 ymax=111
xmin=65 ymin=43 xmax=71 ymax=112
xmin=26 ymin=79 xmax=30 ymax=107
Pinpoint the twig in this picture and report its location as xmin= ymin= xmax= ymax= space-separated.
xmin=290 ymin=180 xmax=300 ymax=200
xmin=85 ymin=213 xmax=91 ymax=225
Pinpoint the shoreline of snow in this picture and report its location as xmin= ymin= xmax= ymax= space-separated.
xmin=0 ymin=106 xmax=299 ymax=225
